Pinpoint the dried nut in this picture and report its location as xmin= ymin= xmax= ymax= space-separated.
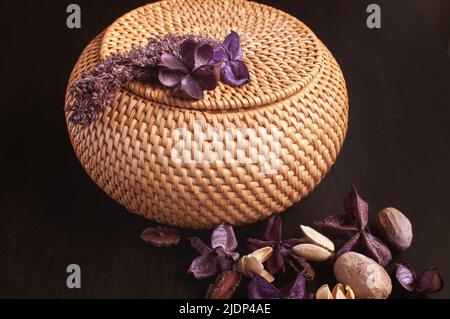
xmin=316 ymin=284 xmax=333 ymax=299
xmin=300 ymin=225 xmax=335 ymax=252
xmin=316 ymin=283 xmax=356 ymax=299
xmin=249 ymin=246 xmax=273 ymax=263
xmin=233 ymin=247 xmax=274 ymax=283
xmin=345 ymin=285 xmax=355 ymax=299
xmin=332 ymin=284 xmax=347 ymax=299
xmin=292 ymin=244 xmax=333 ymax=262
xmin=206 ymin=271 xmax=242 ymax=299
xmin=334 ymin=252 xmax=392 ymax=299
xmin=376 ymin=207 xmax=413 ymax=251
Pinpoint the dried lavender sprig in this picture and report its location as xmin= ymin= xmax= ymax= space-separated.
xmin=66 ymin=34 xmax=217 ymax=127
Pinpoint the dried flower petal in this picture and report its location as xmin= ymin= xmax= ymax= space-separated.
xmin=265 ymin=214 xmax=282 ymax=242
xmin=140 ymin=227 xmax=181 ymax=247
xmin=205 ymin=271 xmax=242 ymax=299
xmin=193 ymin=64 xmax=221 ymax=90
xmin=362 ymin=231 xmax=392 ymax=267
xmin=266 ymin=247 xmax=285 ymax=275
xmin=343 ymin=185 xmax=369 ymax=230
xmin=287 ymin=272 xmax=307 ymax=299
xmin=158 ymin=68 xmax=186 ymax=87
xmin=159 ymin=53 xmax=188 ymax=72
xmin=195 ymin=44 xmax=214 ymax=68
xmin=395 ymin=262 xmax=417 ymax=292
xmin=314 ymin=214 xmax=358 ymax=237
xmin=248 ymin=276 xmax=283 ymax=299
xmin=221 ymin=60 xmax=250 ymax=87
xmin=223 ymin=31 xmax=243 ymax=60
xmin=336 ymin=233 xmax=361 ymax=257
xmin=188 ymin=253 xmax=219 ymax=279
xmin=211 ymin=223 xmax=238 ymax=252
xmin=188 ymin=237 xmax=212 ymax=255
xmin=416 ymin=266 xmax=444 ymax=293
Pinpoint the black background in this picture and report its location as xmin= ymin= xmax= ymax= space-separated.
xmin=1 ymin=0 xmax=450 ymax=299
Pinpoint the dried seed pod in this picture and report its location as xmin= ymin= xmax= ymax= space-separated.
xmin=345 ymin=285 xmax=356 ymax=299
xmin=300 ymin=225 xmax=335 ymax=252
xmin=233 ymin=247 xmax=274 ymax=283
xmin=376 ymin=207 xmax=413 ymax=251
xmin=332 ymin=284 xmax=347 ymax=299
xmin=334 ymin=252 xmax=392 ymax=299
xmin=140 ymin=226 xmax=181 ymax=247
xmin=292 ymin=244 xmax=333 ymax=262
xmin=206 ymin=271 xmax=242 ymax=299
xmin=316 ymin=284 xmax=333 ymax=299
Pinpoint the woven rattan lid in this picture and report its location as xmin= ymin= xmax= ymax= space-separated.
xmin=100 ymin=0 xmax=323 ymax=111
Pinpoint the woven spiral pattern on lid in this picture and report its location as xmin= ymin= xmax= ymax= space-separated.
xmin=66 ymin=0 xmax=349 ymax=229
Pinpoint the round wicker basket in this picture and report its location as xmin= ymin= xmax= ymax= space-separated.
xmin=65 ymin=0 xmax=348 ymax=229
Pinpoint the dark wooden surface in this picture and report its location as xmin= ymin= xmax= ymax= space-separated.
xmin=1 ymin=0 xmax=450 ymax=299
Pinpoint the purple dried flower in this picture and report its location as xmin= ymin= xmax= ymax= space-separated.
xmin=247 ymin=214 xmax=304 ymax=275
xmin=314 ymin=185 xmax=392 ymax=267
xmin=248 ymin=272 xmax=307 ymax=300
xmin=212 ymin=31 xmax=250 ymax=87
xmin=395 ymin=262 xmax=444 ymax=294
xmin=158 ymin=39 xmax=221 ymax=100
xmin=66 ymin=34 xmax=217 ymax=126
xmin=188 ymin=224 xmax=240 ymax=280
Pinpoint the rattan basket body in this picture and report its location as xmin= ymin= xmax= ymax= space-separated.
xmin=65 ymin=0 xmax=348 ymax=229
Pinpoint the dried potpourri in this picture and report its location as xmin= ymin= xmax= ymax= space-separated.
xmin=314 ymin=185 xmax=392 ymax=266
xmin=247 ymin=214 xmax=305 ymax=275
xmin=187 ymin=224 xmax=240 ymax=279
xmin=395 ymin=262 xmax=443 ymax=294
xmin=140 ymin=226 xmax=181 ymax=247
xmin=66 ymin=31 xmax=250 ymax=127
xmin=248 ymin=272 xmax=307 ymax=299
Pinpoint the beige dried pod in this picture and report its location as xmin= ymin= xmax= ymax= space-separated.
xmin=233 ymin=247 xmax=274 ymax=283
xmin=316 ymin=283 xmax=355 ymax=299
xmin=334 ymin=252 xmax=392 ymax=299
xmin=345 ymin=285 xmax=356 ymax=299
xmin=332 ymin=284 xmax=347 ymax=299
xmin=316 ymin=284 xmax=333 ymax=299
xmin=292 ymin=244 xmax=333 ymax=262
xmin=376 ymin=207 xmax=413 ymax=251
xmin=300 ymin=225 xmax=335 ymax=252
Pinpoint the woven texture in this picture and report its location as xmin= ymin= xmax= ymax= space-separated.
xmin=66 ymin=0 xmax=349 ymax=229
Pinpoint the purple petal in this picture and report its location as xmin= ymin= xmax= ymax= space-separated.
xmin=194 ymin=44 xmax=214 ymax=68
xmin=265 ymin=214 xmax=282 ymax=242
xmin=343 ymin=185 xmax=369 ymax=230
xmin=188 ymin=237 xmax=212 ymax=255
xmin=221 ymin=60 xmax=250 ymax=87
xmin=176 ymin=75 xmax=203 ymax=100
xmin=247 ymin=238 xmax=273 ymax=251
xmin=180 ymin=39 xmax=197 ymax=70
xmin=215 ymin=247 xmax=234 ymax=272
xmin=417 ymin=266 xmax=444 ymax=293
xmin=395 ymin=262 xmax=417 ymax=292
xmin=159 ymin=53 xmax=188 ymax=72
xmin=314 ymin=214 xmax=359 ymax=237
xmin=211 ymin=44 xmax=230 ymax=63
xmin=211 ymin=223 xmax=238 ymax=252
xmin=266 ymin=247 xmax=285 ymax=275
xmin=188 ymin=253 xmax=219 ymax=279
xmin=336 ymin=233 xmax=361 ymax=257
xmin=288 ymin=272 xmax=307 ymax=299
xmin=248 ymin=276 xmax=283 ymax=299
xmin=223 ymin=31 xmax=243 ymax=60
xmin=193 ymin=64 xmax=220 ymax=90
xmin=362 ymin=231 xmax=392 ymax=267
xmin=158 ymin=69 xmax=185 ymax=88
